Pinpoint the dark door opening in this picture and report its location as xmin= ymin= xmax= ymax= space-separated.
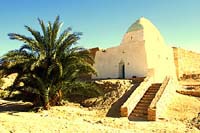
xmin=119 ymin=61 xmax=125 ymax=79
xmin=122 ymin=64 xmax=125 ymax=79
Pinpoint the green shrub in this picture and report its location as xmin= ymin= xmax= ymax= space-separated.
xmin=0 ymin=79 xmax=4 ymax=87
xmin=62 ymin=81 xmax=103 ymax=102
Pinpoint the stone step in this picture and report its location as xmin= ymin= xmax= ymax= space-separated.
xmin=142 ymin=94 xmax=155 ymax=98
xmin=148 ymin=86 xmax=160 ymax=90
xmin=152 ymin=83 xmax=162 ymax=87
xmin=131 ymin=112 xmax=148 ymax=117
xmin=139 ymin=100 xmax=152 ymax=104
xmin=143 ymin=94 xmax=156 ymax=98
xmin=136 ymin=102 xmax=150 ymax=107
xmin=144 ymin=92 xmax=157 ymax=95
xmin=145 ymin=91 xmax=157 ymax=95
xmin=133 ymin=109 xmax=148 ymax=114
xmin=129 ymin=115 xmax=147 ymax=121
xmin=147 ymin=88 xmax=159 ymax=91
xmin=142 ymin=97 xmax=154 ymax=100
xmin=144 ymin=92 xmax=156 ymax=95
xmin=135 ymin=106 xmax=148 ymax=110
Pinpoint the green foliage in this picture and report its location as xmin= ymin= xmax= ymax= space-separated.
xmin=0 ymin=90 xmax=10 ymax=98
xmin=0 ymin=79 xmax=4 ymax=87
xmin=0 ymin=79 xmax=10 ymax=98
xmin=0 ymin=16 xmax=96 ymax=109
xmin=63 ymin=81 xmax=102 ymax=98
xmin=60 ymin=81 xmax=102 ymax=103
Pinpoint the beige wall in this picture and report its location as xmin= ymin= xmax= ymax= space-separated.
xmin=173 ymin=47 xmax=200 ymax=79
xmin=145 ymin=40 xmax=176 ymax=82
xmin=121 ymin=30 xmax=143 ymax=44
xmin=92 ymin=17 xmax=177 ymax=82
xmin=141 ymin=18 xmax=176 ymax=83
xmin=92 ymin=40 xmax=148 ymax=79
xmin=155 ymin=77 xmax=179 ymax=119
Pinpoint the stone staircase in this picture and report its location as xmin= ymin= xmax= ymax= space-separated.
xmin=128 ymin=83 xmax=161 ymax=120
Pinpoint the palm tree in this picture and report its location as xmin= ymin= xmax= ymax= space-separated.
xmin=0 ymin=16 xmax=96 ymax=109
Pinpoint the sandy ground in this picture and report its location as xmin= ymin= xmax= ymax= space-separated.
xmin=0 ymin=79 xmax=200 ymax=132
xmin=0 ymin=91 xmax=200 ymax=133
xmin=179 ymin=78 xmax=200 ymax=86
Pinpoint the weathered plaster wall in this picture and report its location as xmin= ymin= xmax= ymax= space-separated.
xmin=141 ymin=18 xmax=177 ymax=83
xmin=145 ymin=42 xmax=176 ymax=82
xmin=173 ymin=47 xmax=200 ymax=79
xmin=92 ymin=17 xmax=177 ymax=82
xmin=155 ymin=78 xmax=179 ymax=119
xmin=92 ymin=40 xmax=148 ymax=79
xmin=121 ymin=29 xmax=143 ymax=44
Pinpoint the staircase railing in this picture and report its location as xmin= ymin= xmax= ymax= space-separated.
xmin=120 ymin=76 xmax=153 ymax=117
xmin=148 ymin=76 xmax=170 ymax=120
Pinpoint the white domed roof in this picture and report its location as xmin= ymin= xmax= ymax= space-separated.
xmin=127 ymin=17 xmax=157 ymax=33
xmin=121 ymin=17 xmax=165 ymax=45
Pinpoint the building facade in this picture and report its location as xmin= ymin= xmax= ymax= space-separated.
xmin=92 ymin=17 xmax=177 ymax=83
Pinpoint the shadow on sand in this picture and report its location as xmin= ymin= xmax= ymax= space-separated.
xmin=106 ymin=83 xmax=140 ymax=117
xmin=0 ymin=99 xmax=33 ymax=113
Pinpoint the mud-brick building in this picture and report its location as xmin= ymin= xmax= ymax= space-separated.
xmin=92 ymin=17 xmax=176 ymax=82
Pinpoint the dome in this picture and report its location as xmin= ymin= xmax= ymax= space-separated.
xmin=121 ymin=17 xmax=165 ymax=45
xmin=126 ymin=19 xmax=143 ymax=33
xmin=126 ymin=17 xmax=153 ymax=33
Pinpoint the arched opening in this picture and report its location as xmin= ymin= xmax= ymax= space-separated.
xmin=131 ymin=36 xmax=133 ymax=40
xmin=119 ymin=60 xmax=125 ymax=79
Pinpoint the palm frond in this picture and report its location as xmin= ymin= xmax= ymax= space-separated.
xmin=8 ymin=33 xmax=40 ymax=50
xmin=25 ymin=25 xmax=43 ymax=44
xmin=47 ymin=59 xmax=63 ymax=79
xmin=20 ymin=44 xmax=32 ymax=51
xmin=47 ymin=21 xmax=53 ymax=52
xmin=51 ymin=16 xmax=62 ymax=47
xmin=56 ymin=33 xmax=79 ymax=55
xmin=38 ymin=18 xmax=47 ymax=38
xmin=3 ymin=16 xmax=97 ymax=108
xmin=56 ymin=27 xmax=71 ymax=46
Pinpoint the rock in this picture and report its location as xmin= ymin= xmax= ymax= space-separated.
xmin=82 ymin=98 xmax=98 ymax=107
xmin=82 ymin=96 xmax=104 ymax=107
xmin=176 ymin=89 xmax=200 ymax=97
xmin=95 ymin=120 xmax=103 ymax=124
xmin=191 ymin=112 xmax=200 ymax=129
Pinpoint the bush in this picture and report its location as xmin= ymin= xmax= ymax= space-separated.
xmin=0 ymin=79 xmax=4 ymax=87
xmin=62 ymin=81 xmax=103 ymax=102
xmin=0 ymin=89 xmax=10 ymax=98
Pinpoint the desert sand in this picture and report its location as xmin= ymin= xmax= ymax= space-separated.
xmin=0 ymin=89 xmax=200 ymax=133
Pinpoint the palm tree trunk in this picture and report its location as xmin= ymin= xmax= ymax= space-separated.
xmin=42 ymin=88 xmax=50 ymax=110
xmin=49 ymin=89 xmax=63 ymax=106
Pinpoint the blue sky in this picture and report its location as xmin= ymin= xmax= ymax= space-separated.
xmin=0 ymin=0 xmax=200 ymax=55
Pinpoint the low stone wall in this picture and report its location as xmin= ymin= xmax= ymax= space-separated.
xmin=120 ymin=76 xmax=153 ymax=117
xmin=173 ymin=47 xmax=200 ymax=79
xmin=148 ymin=77 xmax=169 ymax=121
xmin=176 ymin=89 xmax=200 ymax=97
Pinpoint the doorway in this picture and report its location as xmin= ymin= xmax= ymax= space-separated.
xmin=119 ymin=60 xmax=125 ymax=79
